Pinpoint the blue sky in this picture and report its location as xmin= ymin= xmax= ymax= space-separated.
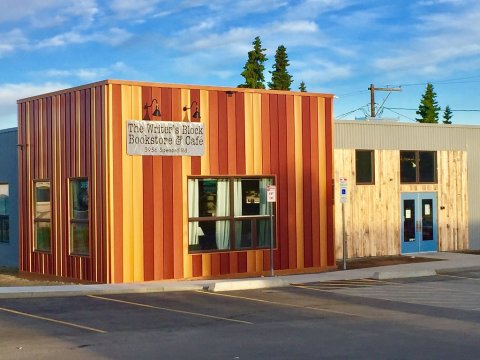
xmin=1 ymin=0 xmax=480 ymax=129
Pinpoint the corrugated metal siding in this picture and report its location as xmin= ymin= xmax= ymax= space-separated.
xmin=335 ymin=120 xmax=480 ymax=249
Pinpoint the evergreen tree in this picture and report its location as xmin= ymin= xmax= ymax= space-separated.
xmin=268 ymin=45 xmax=293 ymax=90
xmin=299 ymin=81 xmax=307 ymax=92
xmin=238 ymin=36 xmax=267 ymax=89
xmin=416 ymin=83 xmax=441 ymax=123
xmin=443 ymin=105 xmax=453 ymax=124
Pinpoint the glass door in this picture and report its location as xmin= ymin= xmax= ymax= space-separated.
xmin=401 ymin=192 xmax=437 ymax=254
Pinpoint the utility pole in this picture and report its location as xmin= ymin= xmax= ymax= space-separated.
xmin=368 ymin=84 xmax=401 ymax=118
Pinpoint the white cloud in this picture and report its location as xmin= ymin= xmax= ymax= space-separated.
xmin=374 ymin=3 xmax=480 ymax=76
xmin=36 ymin=28 xmax=132 ymax=48
xmin=0 ymin=82 xmax=71 ymax=128
xmin=38 ymin=62 xmax=132 ymax=81
xmin=0 ymin=29 xmax=28 ymax=57
xmin=273 ymin=20 xmax=319 ymax=33
xmin=109 ymin=0 xmax=163 ymax=18
xmin=293 ymin=58 xmax=352 ymax=85
xmin=0 ymin=0 xmax=64 ymax=23
xmin=284 ymin=0 xmax=355 ymax=20
xmin=0 ymin=0 xmax=99 ymax=29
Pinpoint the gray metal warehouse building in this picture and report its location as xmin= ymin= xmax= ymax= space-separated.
xmin=334 ymin=120 xmax=479 ymax=259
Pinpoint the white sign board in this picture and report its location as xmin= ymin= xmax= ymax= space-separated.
xmin=266 ymin=185 xmax=277 ymax=203
xmin=339 ymin=177 xmax=348 ymax=204
xmin=127 ymin=120 xmax=204 ymax=156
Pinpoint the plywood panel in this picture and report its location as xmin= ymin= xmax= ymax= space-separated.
xmin=335 ymin=149 xmax=468 ymax=259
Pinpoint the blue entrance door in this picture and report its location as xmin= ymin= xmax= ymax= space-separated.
xmin=401 ymin=192 xmax=437 ymax=254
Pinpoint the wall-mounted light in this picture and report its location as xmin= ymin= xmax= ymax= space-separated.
xmin=226 ymin=91 xmax=236 ymax=97
xmin=144 ymin=98 xmax=161 ymax=118
xmin=183 ymin=101 xmax=201 ymax=120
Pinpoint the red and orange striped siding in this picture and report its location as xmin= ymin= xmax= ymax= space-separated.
xmin=18 ymin=80 xmax=334 ymax=283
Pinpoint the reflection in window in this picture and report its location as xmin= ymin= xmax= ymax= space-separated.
xmin=355 ymin=150 xmax=375 ymax=184
xmin=419 ymin=152 xmax=435 ymax=182
xmin=400 ymin=151 xmax=436 ymax=183
xmin=70 ymin=179 xmax=89 ymax=256
xmin=34 ymin=181 xmax=51 ymax=251
xmin=188 ymin=177 xmax=275 ymax=253
xmin=0 ymin=184 xmax=9 ymax=243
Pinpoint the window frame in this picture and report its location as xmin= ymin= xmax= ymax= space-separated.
xmin=355 ymin=149 xmax=375 ymax=185
xmin=33 ymin=180 xmax=52 ymax=252
xmin=69 ymin=177 xmax=90 ymax=257
xmin=400 ymin=150 xmax=437 ymax=184
xmin=187 ymin=176 xmax=276 ymax=254
xmin=0 ymin=183 xmax=9 ymax=243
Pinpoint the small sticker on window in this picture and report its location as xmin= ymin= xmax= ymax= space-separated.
xmin=405 ymin=209 xmax=411 ymax=219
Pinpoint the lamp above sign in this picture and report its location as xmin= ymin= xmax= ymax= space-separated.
xmin=126 ymin=120 xmax=205 ymax=156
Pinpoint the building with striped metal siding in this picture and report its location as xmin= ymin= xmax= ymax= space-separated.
xmin=0 ymin=128 xmax=18 ymax=267
xmin=17 ymin=80 xmax=335 ymax=283
xmin=334 ymin=120 xmax=480 ymax=259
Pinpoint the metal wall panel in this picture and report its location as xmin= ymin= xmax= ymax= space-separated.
xmin=335 ymin=120 xmax=480 ymax=249
xmin=0 ymin=128 xmax=18 ymax=267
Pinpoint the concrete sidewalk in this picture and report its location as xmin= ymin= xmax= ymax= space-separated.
xmin=1 ymin=252 xmax=479 ymax=299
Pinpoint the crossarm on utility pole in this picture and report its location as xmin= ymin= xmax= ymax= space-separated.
xmin=368 ymin=84 xmax=402 ymax=118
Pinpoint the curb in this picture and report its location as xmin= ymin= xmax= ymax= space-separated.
xmin=0 ymin=283 xmax=207 ymax=299
xmin=372 ymin=269 xmax=437 ymax=280
xmin=207 ymin=277 xmax=290 ymax=292
xmin=435 ymin=265 xmax=480 ymax=274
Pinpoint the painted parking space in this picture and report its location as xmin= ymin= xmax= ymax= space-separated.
xmin=2 ymin=278 xmax=480 ymax=359
xmin=295 ymin=272 xmax=480 ymax=312
xmin=0 ymin=306 xmax=107 ymax=333
xmin=87 ymin=294 xmax=252 ymax=324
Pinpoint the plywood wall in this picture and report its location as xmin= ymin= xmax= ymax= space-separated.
xmin=334 ymin=149 xmax=468 ymax=259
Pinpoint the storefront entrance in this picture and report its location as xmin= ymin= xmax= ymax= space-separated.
xmin=401 ymin=192 xmax=437 ymax=254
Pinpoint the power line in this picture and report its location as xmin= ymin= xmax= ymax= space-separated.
xmin=337 ymin=76 xmax=480 ymax=99
xmin=383 ymin=107 xmax=416 ymax=122
xmin=336 ymin=105 xmax=369 ymax=119
xmin=388 ymin=75 xmax=480 ymax=88
xmin=387 ymin=107 xmax=480 ymax=112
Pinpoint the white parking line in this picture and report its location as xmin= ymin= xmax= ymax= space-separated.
xmin=197 ymin=289 xmax=370 ymax=318
xmin=88 ymin=295 xmax=252 ymax=325
xmin=438 ymin=274 xmax=480 ymax=281
xmin=0 ymin=306 xmax=107 ymax=333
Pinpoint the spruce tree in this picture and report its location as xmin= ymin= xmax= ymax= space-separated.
xmin=443 ymin=105 xmax=453 ymax=124
xmin=268 ymin=45 xmax=293 ymax=90
xmin=416 ymin=83 xmax=440 ymax=123
xmin=299 ymin=81 xmax=307 ymax=92
xmin=238 ymin=36 xmax=267 ymax=89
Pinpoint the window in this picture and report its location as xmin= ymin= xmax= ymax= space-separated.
xmin=34 ymin=181 xmax=51 ymax=251
xmin=188 ymin=177 xmax=275 ymax=253
xmin=70 ymin=178 xmax=89 ymax=256
xmin=0 ymin=184 xmax=9 ymax=243
xmin=400 ymin=151 xmax=437 ymax=183
xmin=355 ymin=150 xmax=375 ymax=184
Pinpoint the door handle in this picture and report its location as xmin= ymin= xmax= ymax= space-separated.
xmin=416 ymin=220 xmax=422 ymax=232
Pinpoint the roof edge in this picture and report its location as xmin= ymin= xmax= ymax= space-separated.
xmin=17 ymin=79 xmax=334 ymax=103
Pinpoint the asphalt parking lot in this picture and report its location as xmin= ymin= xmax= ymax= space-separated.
xmin=1 ymin=270 xmax=480 ymax=359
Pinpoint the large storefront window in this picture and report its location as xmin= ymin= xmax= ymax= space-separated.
xmin=70 ymin=178 xmax=89 ymax=256
xmin=0 ymin=184 xmax=9 ymax=243
xmin=34 ymin=181 xmax=51 ymax=251
xmin=188 ymin=177 xmax=275 ymax=252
